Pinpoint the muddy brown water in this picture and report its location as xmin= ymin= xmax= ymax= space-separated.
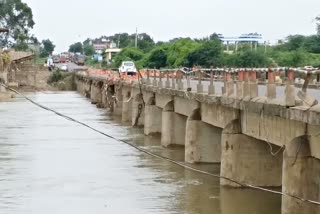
xmin=0 ymin=92 xmax=281 ymax=214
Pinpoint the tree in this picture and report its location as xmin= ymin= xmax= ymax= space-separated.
xmin=136 ymin=33 xmax=155 ymax=52
xmin=69 ymin=42 xmax=83 ymax=53
xmin=42 ymin=39 xmax=55 ymax=54
xmin=0 ymin=0 xmax=35 ymax=47
xmin=225 ymin=50 xmax=271 ymax=67
xmin=83 ymin=44 xmax=95 ymax=56
xmin=166 ymin=39 xmax=200 ymax=67
xmin=114 ymin=47 xmax=144 ymax=67
xmin=145 ymin=47 xmax=168 ymax=69
xmin=186 ymin=40 xmax=223 ymax=67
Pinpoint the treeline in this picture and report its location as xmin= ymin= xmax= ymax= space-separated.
xmin=79 ymin=32 xmax=320 ymax=69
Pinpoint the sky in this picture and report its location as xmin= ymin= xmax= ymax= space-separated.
xmin=23 ymin=0 xmax=320 ymax=53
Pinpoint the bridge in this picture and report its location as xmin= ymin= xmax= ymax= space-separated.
xmin=75 ymin=68 xmax=320 ymax=214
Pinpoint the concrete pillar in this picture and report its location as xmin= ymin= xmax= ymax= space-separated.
xmin=236 ymin=70 xmax=244 ymax=98
xmin=185 ymin=109 xmax=222 ymax=163
xmin=197 ymin=71 xmax=203 ymax=93
xmin=102 ymin=86 xmax=108 ymax=108
xmin=113 ymin=87 xmax=123 ymax=116
xmin=249 ymin=69 xmax=258 ymax=98
xmin=0 ymin=71 xmax=8 ymax=92
xmin=243 ymin=69 xmax=250 ymax=97
xmin=132 ymin=93 xmax=144 ymax=126
xmin=285 ymin=69 xmax=295 ymax=107
xmin=122 ymin=97 xmax=132 ymax=122
xmin=225 ymin=72 xmax=234 ymax=96
xmin=267 ymin=69 xmax=276 ymax=99
xmin=161 ymin=101 xmax=187 ymax=147
xmin=90 ymin=82 xmax=102 ymax=105
xmin=282 ymin=136 xmax=320 ymax=214
xmin=220 ymin=120 xmax=282 ymax=187
xmin=208 ymin=70 xmax=215 ymax=95
xmin=153 ymin=70 xmax=157 ymax=86
xmin=144 ymin=96 xmax=162 ymax=135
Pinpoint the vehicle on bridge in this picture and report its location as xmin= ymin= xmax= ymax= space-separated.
xmin=74 ymin=54 xmax=85 ymax=66
xmin=119 ymin=61 xmax=137 ymax=75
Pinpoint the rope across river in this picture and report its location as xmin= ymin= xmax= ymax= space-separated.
xmin=2 ymin=83 xmax=320 ymax=206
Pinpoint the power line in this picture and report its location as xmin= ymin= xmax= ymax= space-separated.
xmin=2 ymin=83 xmax=320 ymax=206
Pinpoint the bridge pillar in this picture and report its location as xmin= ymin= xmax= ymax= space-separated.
xmin=144 ymin=96 xmax=162 ymax=135
xmin=0 ymin=71 xmax=8 ymax=92
xmin=122 ymin=93 xmax=132 ymax=122
xmin=282 ymin=136 xmax=320 ymax=214
xmin=185 ymin=109 xmax=222 ymax=163
xmin=221 ymin=119 xmax=282 ymax=187
xmin=90 ymin=81 xmax=102 ymax=105
xmin=267 ymin=69 xmax=276 ymax=99
xmin=236 ymin=70 xmax=244 ymax=98
xmin=161 ymin=101 xmax=187 ymax=147
xmin=132 ymin=93 xmax=144 ymax=126
xmin=101 ymin=85 xmax=108 ymax=108
xmin=243 ymin=69 xmax=250 ymax=97
xmin=285 ymin=69 xmax=295 ymax=107
xmin=113 ymin=87 xmax=123 ymax=116
xmin=249 ymin=69 xmax=258 ymax=98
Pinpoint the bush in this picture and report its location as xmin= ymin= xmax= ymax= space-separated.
xmin=47 ymin=71 xmax=63 ymax=84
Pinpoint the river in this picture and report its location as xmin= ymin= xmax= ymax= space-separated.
xmin=0 ymin=92 xmax=281 ymax=214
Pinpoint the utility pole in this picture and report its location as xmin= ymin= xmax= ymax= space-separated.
xmin=135 ymin=27 xmax=138 ymax=48
xmin=118 ymin=34 xmax=120 ymax=48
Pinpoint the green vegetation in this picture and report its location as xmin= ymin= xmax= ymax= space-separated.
xmin=69 ymin=42 xmax=83 ymax=53
xmin=40 ymin=39 xmax=55 ymax=57
xmin=74 ymin=16 xmax=320 ymax=69
xmin=0 ymin=0 xmax=35 ymax=49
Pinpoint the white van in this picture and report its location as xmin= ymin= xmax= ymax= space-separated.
xmin=119 ymin=61 xmax=137 ymax=75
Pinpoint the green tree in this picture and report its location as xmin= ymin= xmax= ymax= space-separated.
xmin=114 ymin=47 xmax=144 ymax=67
xmin=83 ymin=44 xmax=95 ymax=56
xmin=144 ymin=47 xmax=168 ymax=68
xmin=42 ymin=39 xmax=55 ymax=54
xmin=167 ymin=39 xmax=200 ymax=67
xmin=186 ymin=40 xmax=223 ymax=67
xmin=225 ymin=50 xmax=271 ymax=67
xmin=136 ymin=33 xmax=155 ymax=52
xmin=69 ymin=42 xmax=83 ymax=53
xmin=0 ymin=0 xmax=35 ymax=47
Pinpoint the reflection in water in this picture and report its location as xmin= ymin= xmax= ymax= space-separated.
xmin=0 ymin=92 xmax=281 ymax=214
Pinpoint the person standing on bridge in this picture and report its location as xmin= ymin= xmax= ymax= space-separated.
xmin=47 ymin=56 xmax=54 ymax=71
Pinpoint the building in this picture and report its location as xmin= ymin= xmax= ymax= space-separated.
xmin=218 ymin=33 xmax=265 ymax=52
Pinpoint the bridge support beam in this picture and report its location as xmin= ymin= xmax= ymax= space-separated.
xmin=161 ymin=101 xmax=186 ymax=147
xmin=185 ymin=109 xmax=222 ymax=163
xmin=132 ymin=94 xmax=144 ymax=126
xmin=113 ymin=88 xmax=123 ymax=116
xmin=144 ymin=96 xmax=162 ymax=135
xmin=220 ymin=120 xmax=282 ymax=187
xmin=282 ymin=136 xmax=320 ymax=214
xmin=90 ymin=82 xmax=102 ymax=105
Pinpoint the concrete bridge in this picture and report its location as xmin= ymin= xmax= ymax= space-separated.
xmin=75 ymin=69 xmax=320 ymax=214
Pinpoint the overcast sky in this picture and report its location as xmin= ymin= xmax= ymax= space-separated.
xmin=23 ymin=0 xmax=320 ymax=53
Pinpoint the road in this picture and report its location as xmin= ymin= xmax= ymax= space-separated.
xmin=55 ymin=62 xmax=87 ymax=72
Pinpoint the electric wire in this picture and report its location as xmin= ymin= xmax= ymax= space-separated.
xmin=2 ymin=83 xmax=320 ymax=206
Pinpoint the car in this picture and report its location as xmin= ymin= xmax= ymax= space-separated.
xmin=53 ymin=56 xmax=60 ymax=64
xmin=119 ymin=61 xmax=137 ymax=75
xmin=59 ymin=57 xmax=67 ymax=63
xmin=60 ymin=64 xmax=68 ymax=72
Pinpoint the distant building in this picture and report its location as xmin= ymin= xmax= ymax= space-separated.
xmin=92 ymin=38 xmax=119 ymax=54
xmin=105 ymin=48 xmax=121 ymax=62
xmin=218 ymin=33 xmax=265 ymax=52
